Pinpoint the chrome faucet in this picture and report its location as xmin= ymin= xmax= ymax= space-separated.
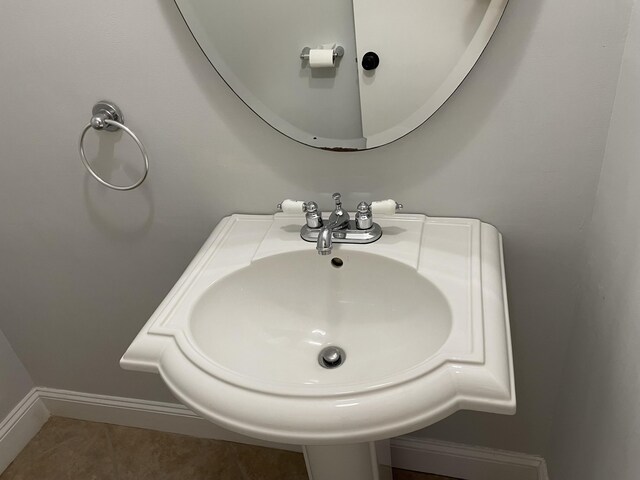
xmin=317 ymin=193 xmax=350 ymax=255
xmin=277 ymin=193 xmax=402 ymax=255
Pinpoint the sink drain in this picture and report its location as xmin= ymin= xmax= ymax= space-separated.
xmin=330 ymin=257 xmax=344 ymax=268
xmin=318 ymin=346 xmax=346 ymax=369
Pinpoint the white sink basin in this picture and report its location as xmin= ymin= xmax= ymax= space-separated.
xmin=121 ymin=213 xmax=515 ymax=447
xmin=189 ymin=250 xmax=452 ymax=391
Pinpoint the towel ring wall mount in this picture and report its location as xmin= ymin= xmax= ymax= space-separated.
xmin=79 ymin=101 xmax=149 ymax=191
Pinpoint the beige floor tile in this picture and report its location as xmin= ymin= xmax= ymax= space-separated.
xmin=1 ymin=417 xmax=117 ymax=480
xmin=107 ymin=424 xmax=244 ymax=480
xmin=0 ymin=418 xmax=461 ymax=480
xmin=230 ymin=442 xmax=308 ymax=480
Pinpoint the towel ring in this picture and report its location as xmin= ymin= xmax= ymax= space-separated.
xmin=79 ymin=101 xmax=149 ymax=191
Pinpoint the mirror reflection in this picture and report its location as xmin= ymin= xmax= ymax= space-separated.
xmin=175 ymin=0 xmax=508 ymax=150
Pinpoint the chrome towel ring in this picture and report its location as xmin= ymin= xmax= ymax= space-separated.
xmin=79 ymin=101 xmax=149 ymax=191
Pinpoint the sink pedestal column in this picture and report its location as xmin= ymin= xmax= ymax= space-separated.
xmin=302 ymin=441 xmax=392 ymax=480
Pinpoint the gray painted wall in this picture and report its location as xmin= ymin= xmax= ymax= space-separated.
xmin=0 ymin=329 xmax=34 ymax=420
xmin=549 ymin=1 xmax=640 ymax=477
xmin=0 ymin=0 xmax=633 ymax=457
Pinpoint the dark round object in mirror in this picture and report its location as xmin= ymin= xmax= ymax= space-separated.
xmin=362 ymin=52 xmax=380 ymax=71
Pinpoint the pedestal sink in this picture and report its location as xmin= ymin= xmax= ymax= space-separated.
xmin=121 ymin=213 xmax=515 ymax=480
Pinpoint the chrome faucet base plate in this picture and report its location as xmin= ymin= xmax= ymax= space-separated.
xmin=300 ymin=221 xmax=382 ymax=244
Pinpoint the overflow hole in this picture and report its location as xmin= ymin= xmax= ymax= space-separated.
xmin=331 ymin=257 xmax=344 ymax=268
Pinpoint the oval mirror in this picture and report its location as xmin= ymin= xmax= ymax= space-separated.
xmin=175 ymin=0 xmax=508 ymax=150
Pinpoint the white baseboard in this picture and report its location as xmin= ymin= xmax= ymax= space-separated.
xmin=391 ymin=436 xmax=549 ymax=480
xmin=36 ymin=387 xmax=301 ymax=453
xmin=1 ymin=387 xmax=549 ymax=480
xmin=0 ymin=389 xmax=50 ymax=474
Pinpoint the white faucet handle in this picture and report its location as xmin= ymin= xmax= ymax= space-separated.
xmin=371 ymin=199 xmax=403 ymax=215
xmin=277 ymin=199 xmax=307 ymax=214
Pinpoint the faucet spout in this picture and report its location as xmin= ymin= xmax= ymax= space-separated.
xmin=316 ymin=225 xmax=334 ymax=255
xmin=316 ymin=216 xmax=349 ymax=255
xmin=316 ymin=193 xmax=350 ymax=255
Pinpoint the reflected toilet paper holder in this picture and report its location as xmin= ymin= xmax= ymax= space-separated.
xmin=300 ymin=45 xmax=345 ymax=62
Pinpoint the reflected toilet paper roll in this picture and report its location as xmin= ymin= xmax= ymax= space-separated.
xmin=308 ymin=49 xmax=335 ymax=68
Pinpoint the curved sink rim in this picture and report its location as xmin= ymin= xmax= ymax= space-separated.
xmin=156 ymin=341 xmax=466 ymax=444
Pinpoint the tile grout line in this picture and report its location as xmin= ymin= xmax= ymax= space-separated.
xmin=104 ymin=424 xmax=121 ymax=480
xmin=230 ymin=442 xmax=253 ymax=480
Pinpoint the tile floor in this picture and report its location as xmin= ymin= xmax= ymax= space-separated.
xmin=0 ymin=417 xmax=459 ymax=480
